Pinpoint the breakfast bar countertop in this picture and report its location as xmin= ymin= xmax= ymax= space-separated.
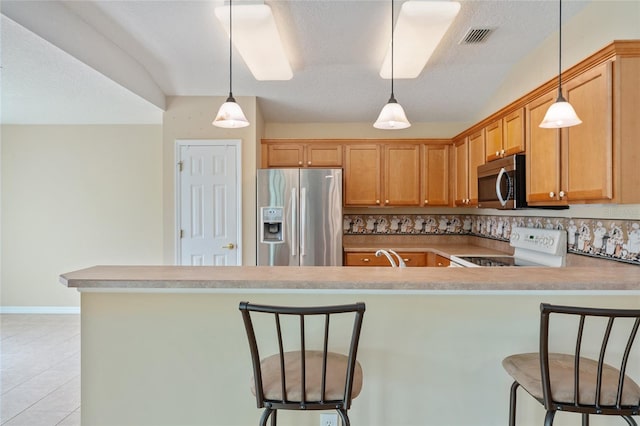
xmin=60 ymin=264 xmax=640 ymax=292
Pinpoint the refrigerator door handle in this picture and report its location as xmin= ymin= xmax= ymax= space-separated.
xmin=291 ymin=188 xmax=297 ymax=257
xmin=300 ymin=186 xmax=306 ymax=257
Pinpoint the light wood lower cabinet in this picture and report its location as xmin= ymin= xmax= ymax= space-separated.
xmin=427 ymin=253 xmax=450 ymax=267
xmin=344 ymin=252 xmax=427 ymax=267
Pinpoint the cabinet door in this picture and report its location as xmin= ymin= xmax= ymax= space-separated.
xmin=305 ymin=144 xmax=343 ymax=167
xmin=384 ymin=145 xmax=421 ymax=206
xmin=422 ymin=145 xmax=449 ymax=206
xmin=344 ymin=145 xmax=381 ymax=206
xmin=526 ymin=92 xmax=564 ymax=205
xmin=485 ymin=120 xmax=503 ymax=162
xmin=344 ymin=252 xmax=391 ymax=266
xmin=503 ymin=108 xmax=525 ymax=157
xmin=427 ymin=253 xmax=450 ymax=267
xmin=266 ymin=144 xmax=304 ymax=167
xmin=562 ymin=62 xmax=613 ymax=202
xmin=453 ymin=138 xmax=469 ymax=206
xmin=398 ymin=252 xmax=427 ymax=267
xmin=467 ymin=131 xmax=485 ymax=206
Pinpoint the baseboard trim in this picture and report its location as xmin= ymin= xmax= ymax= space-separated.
xmin=0 ymin=306 xmax=80 ymax=314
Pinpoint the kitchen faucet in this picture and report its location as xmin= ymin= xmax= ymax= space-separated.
xmin=388 ymin=250 xmax=407 ymax=268
xmin=375 ymin=249 xmax=406 ymax=267
xmin=375 ymin=249 xmax=397 ymax=267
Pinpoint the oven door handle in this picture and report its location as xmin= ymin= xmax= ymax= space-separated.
xmin=496 ymin=167 xmax=508 ymax=207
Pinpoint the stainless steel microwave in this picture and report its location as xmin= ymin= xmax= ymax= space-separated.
xmin=477 ymin=154 xmax=527 ymax=209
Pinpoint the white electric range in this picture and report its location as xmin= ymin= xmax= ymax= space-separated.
xmin=449 ymin=227 xmax=567 ymax=267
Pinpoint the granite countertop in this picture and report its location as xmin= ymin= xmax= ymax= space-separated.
xmin=60 ymin=265 xmax=640 ymax=292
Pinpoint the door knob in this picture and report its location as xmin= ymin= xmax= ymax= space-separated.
xmin=222 ymin=243 xmax=235 ymax=249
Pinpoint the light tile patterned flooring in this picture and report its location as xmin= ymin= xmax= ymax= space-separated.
xmin=1 ymin=315 xmax=80 ymax=426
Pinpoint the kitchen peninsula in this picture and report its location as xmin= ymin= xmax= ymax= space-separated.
xmin=62 ymin=264 xmax=639 ymax=426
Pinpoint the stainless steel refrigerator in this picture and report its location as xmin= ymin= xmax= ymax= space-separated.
xmin=257 ymin=168 xmax=343 ymax=266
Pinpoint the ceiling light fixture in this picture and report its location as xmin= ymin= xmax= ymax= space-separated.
xmin=215 ymin=3 xmax=292 ymax=81
xmin=380 ymin=1 xmax=460 ymax=79
xmin=213 ymin=0 xmax=249 ymax=129
xmin=539 ymin=0 xmax=581 ymax=129
xmin=374 ymin=0 xmax=410 ymax=130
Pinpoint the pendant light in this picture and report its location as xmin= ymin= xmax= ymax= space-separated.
xmin=374 ymin=0 xmax=411 ymax=130
xmin=213 ymin=0 xmax=249 ymax=129
xmin=539 ymin=0 xmax=581 ymax=129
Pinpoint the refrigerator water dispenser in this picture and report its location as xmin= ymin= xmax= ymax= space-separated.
xmin=260 ymin=207 xmax=284 ymax=243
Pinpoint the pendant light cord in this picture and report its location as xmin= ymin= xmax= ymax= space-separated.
xmin=228 ymin=0 xmax=233 ymax=99
xmin=390 ymin=0 xmax=395 ymax=101
xmin=557 ymin=0 xmax=563 ymax=100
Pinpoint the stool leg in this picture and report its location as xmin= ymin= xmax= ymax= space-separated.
xmin=259 ymin=407 xmax=273 ymax=426
xmin=270 ymin=409 xmax=277 ymax=426
xmin=337 ymin=409 xmax=350 ymax=426
xmin=581 ymin=413 xmax=589 ymax=426
xmin=509 ymin=381 xmax=520 ymax=426
xmin=622 ymin=415 xmax=637 ymax=426
xmin=544 ymin=410 xmax=556 ymax=426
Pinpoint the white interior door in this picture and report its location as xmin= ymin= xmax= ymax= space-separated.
xmin=177 ymin=141 xmax=241 ymax=265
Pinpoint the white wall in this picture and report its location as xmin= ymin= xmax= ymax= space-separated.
xmin=1 ymin=125 xmax=163 ymax=309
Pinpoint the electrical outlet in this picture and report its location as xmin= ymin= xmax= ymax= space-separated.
xmin=320 ymin=413 xmax=339 ymax=426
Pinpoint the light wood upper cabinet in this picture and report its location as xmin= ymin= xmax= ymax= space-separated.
xmin=526 ymin=92 xmax=563 ymax=206
xmin=562 ymin=61 xmax=613 ymax=203
xmin=265 ymin=144 xmax=305 ymax=167
xmin=305 ymin=144 xmax=343 ymax=167
xmin=467 ymin=130 xmax=485 ymax=206
xmin=262 ymin=140 xmax=342 ymax=168
xmin=422 ymin=144 xmax=449 ymax=206
xmin=485 ymin=108 xmax=525 ymax=162
xmin=453 ymin=138 xmax=469 ymax=206
xmin=453 ymin=132 xmax=484 ymax=207
xmin=344 ymin=145 xmax=381 ymax=206
xmin=526 ymin=60 xmax=640 ymax=206
xmin=344 ymin=144 xmax=422 ymax=207
xmin=384 ymin=144 xmax=421 ymax=206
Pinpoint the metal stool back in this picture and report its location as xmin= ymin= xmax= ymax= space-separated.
xmin=503 ymin=303 xmax=640 ymax=426
xmin=239 ymin=301 xmax=365 ymax=426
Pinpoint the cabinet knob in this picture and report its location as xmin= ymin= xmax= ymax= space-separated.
xmin=376 ymin=199 xmax=380 ymax=205
xmin=298 ymin=161 xmax=303 ymax=165
xmin=501 ymin=149 xmax=505 ymax=155
xmin=307 ymin=161 xmax=312 ymax=165
xmin=362 ymin=258 xmax=370 ymax=262
xmin=437 ymin=262 xmax=444 ymax=266
xmin=559 ymin=190 xmax=566 ymax=198
xmin=403 ymin=258 xmax=410 ymax=262
xmin=385 ymin=200 xmax=389 ymax=204
xmin=424 ymin=200 xmax=429 ymax=204
xmin=495 ymin=151 xmax=500 ymax=157
xmin=549 ymin=191 xmax=555 ymax=198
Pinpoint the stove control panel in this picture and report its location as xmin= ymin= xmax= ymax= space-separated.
xmin=510 ymin=227 xmax=567 ymax=256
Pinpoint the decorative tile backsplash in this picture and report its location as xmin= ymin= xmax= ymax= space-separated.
xmin=343 ymin=214 xmax=640 ymax=266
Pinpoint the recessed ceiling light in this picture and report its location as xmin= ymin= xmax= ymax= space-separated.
xmin=215 ymin=4 xmax=292 ymax=81
xmin=380 ymin=1 xmax=461 ymax=79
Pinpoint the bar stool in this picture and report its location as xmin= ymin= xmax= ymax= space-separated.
xmin=503 ymin=303 xmax=640 ymax=426
xmin=239 ymin=302 xmax=365 ymax=426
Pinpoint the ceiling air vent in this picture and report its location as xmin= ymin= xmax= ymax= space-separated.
xmin=460 ymin=28 xmax=492 ymax=44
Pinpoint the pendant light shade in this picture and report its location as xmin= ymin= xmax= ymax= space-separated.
xmin=374 ymin=0 xmax=411 ymax=130
xmin=213 ymin=95 xmax=249 ymax=128
xmin=539 ymin=95 xmax=582 ymax=128
xmin=213 ymin=0 xmax=249 ymax=129
xmin=539 ymin=0 xmax=581 ymax=129
xmin=374 ymin=96 xmax=411 ymax=130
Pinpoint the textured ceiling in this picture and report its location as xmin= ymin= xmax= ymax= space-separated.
xmin=1 ymin=0 xmax=591 ymax=125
